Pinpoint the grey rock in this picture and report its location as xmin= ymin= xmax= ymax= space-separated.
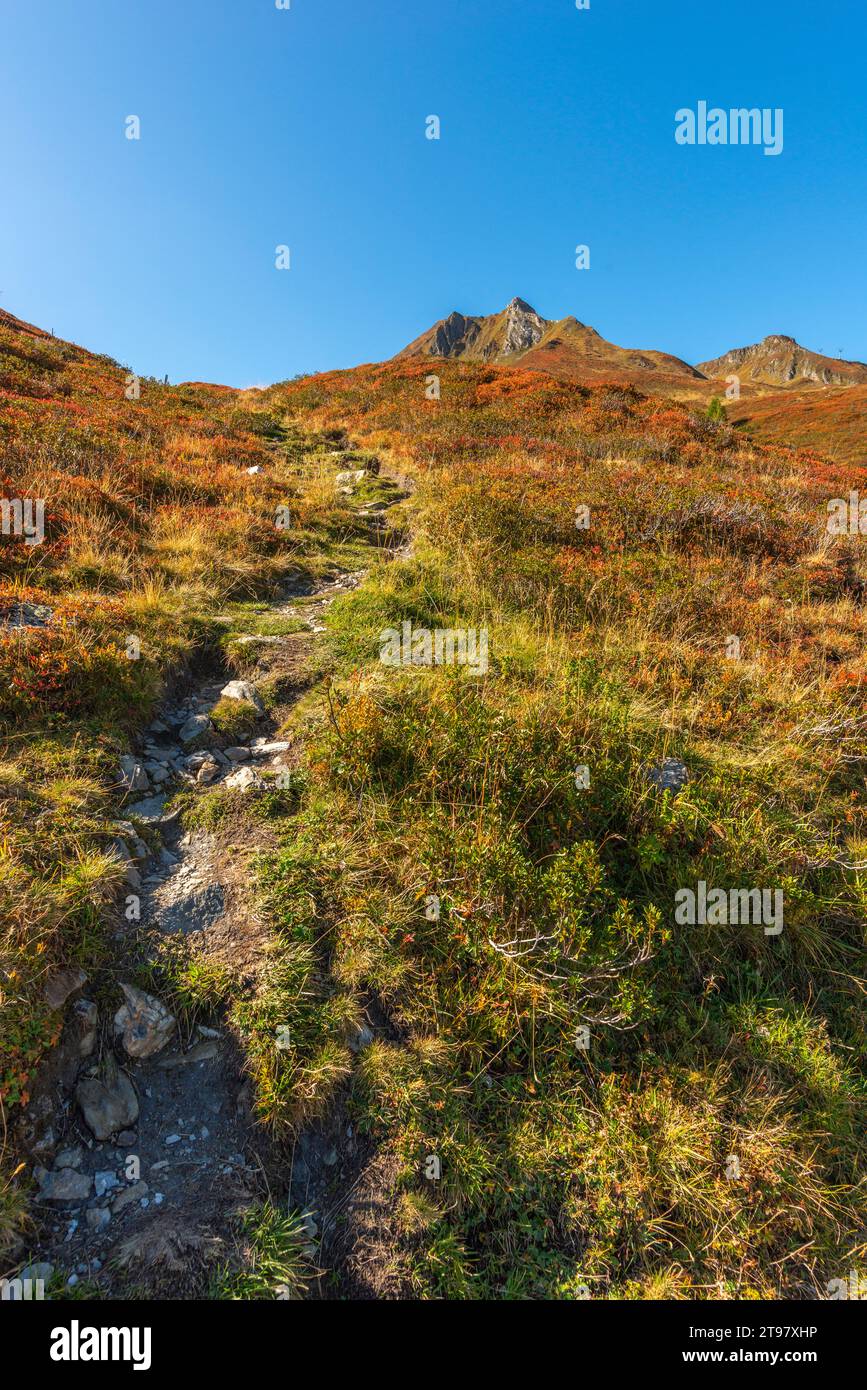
xmin=71 ymin=998 xmax=98 ymax=1058
xmin=112 ymin=1181 xmax=149 ymax=1214
xmin=109 ymin=836 xmax=132 ymax=863
xmin=94 ymin=1170 xmax=120 ymax=1198
xmin=3 ymin=601 xmax=54 ymax=629
xmin=76 ymin=1057 xmax=139 ymax=1140
xmin=249 ymin=740 xmax=291 ymax=757
xmin=114 ymin=983 xmax=176 ymax=1059
xmin=646 ymin=757 xmax=689 ymax=794
xmin=223 ymin=765 xmax=261 ymax=793
xmin=179 ymin=713 xmax=212 ymax=744
xmin=86 ymin=1207 xmax=111 ymax=1232
xmin=54 ymin=1146 xmax=83 ymax=1171
xmin=36 ymin=1167 xmax=92 ymax=1203
xmin=126 ymin=795 xmax=168 ymax=822
xmin=143 ymin=746 xmax=172 ymax=763
xmin=156 ymin=1040 xmax=218 ymax=1068
xmin=223 ymin=746 xmax=250 ymax=763
xmin=119 ymin=756 xmax=150 ymax=793
xmin=116 ymin=1130 xmax=137 ymax=1147
xmin=30 ymin=1125 xmax=56 ymax=1161
xmin=43 ymin=966 xmax=88 ymax=1011
xmin=153 ymin=881 xmax=225 ymax=935
xmin=219 ymin=679 xmax=265 ymax=715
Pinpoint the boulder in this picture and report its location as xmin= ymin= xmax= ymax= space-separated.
xmin=223 ymin=766 xmax=261 ymax=793
xmin=219 ymin=680 xmax=265 ymax=715
xmin=76 ymin=1058 xmax=139 ymax=1140
xmin=43 ymin=967 xmax=88 ymax=1011
xmin=119 ymin=756 xmax=150 ymax=793
xmin=114 ymin=983 xmax=176 ymax=1059
xmin=249 ymin=740 xmax=292 ymax=757
xmin=36 ymin=1167 xmax=93 ymax=1203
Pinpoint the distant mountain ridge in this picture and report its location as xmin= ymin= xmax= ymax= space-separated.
xmin=3 ymin=299 xmax=866 ymax=397
xmin=397 ymin=299 xmax=867 ymax=394
xmin=396 ymin=297 xmax=706 ymax=389
xmin=697 ymin=334 xmax=867 ymax=388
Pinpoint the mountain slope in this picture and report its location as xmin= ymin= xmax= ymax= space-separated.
xmin=396 ymin=297 xmax=706 ymax=389
xmin=0 ymin=305 xmax=52 ymax=339
xmin=729 ymin=383 xmax=867 ymax=466
xmin=2 ymin=301 xmax=866 ymax=1303
xmin=698 ymin=334 xmax=867 ymax=388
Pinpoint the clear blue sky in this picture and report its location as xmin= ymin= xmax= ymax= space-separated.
xmin=2 ymin=0 xmax=865 ymax=385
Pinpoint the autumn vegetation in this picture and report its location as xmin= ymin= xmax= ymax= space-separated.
xmin=1 ymin=314 xmax=864 ymax=1298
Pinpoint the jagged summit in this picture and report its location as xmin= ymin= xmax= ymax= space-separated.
xmin=396 ymin=297 xmax=704 ymax=386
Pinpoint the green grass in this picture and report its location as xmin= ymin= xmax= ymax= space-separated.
xmin=253 ymin=507 xmax=866 ymax=1299
xmin=210 ymin=1204 xmax=315 ymax=1300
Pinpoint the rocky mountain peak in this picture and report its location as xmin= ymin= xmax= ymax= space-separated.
xmin=501 ymin=297 xmax=548 ymax=355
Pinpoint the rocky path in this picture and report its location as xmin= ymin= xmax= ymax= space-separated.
xmin=20 ymin=465 xmax=409 ymax=1298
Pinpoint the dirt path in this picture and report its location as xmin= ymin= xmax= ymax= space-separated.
xmin=21 ymin=463 xmax=410 ymax=1298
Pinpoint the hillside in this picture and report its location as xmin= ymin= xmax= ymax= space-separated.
xmin=1 ymin=311 xmax=865 ymax=1302
xmin=397 ymin=297 xmax=706 ymax=390
xmin=729 ymin=384 xmax=867 ymax=467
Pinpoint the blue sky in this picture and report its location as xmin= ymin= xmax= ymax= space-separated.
xmin=2 ymin=0 xmax=865 ymax=385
